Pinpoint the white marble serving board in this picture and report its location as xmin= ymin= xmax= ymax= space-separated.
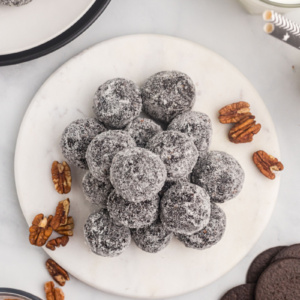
xmin=14 ymin=34 xmax=281 ymax=299
xmin=0 ymin=0 xmax=94 ymax=55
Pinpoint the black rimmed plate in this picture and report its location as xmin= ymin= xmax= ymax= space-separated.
xmin=0 ymin=0 xmax=110 ymax=66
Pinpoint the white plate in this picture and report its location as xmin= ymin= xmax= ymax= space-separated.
xmin=15 ymin=35 xmax=281 ymax=299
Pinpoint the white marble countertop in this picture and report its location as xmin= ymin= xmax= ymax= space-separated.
xmin=0 ymin=0 xmax=300 ymax=299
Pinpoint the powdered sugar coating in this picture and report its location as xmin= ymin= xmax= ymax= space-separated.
xmin=107 ymin=191 xmax=159 ymax=228
xmin=93 ymin=78 xmax=142 ymax=129
xmin=141 ymin=71 xmax=196 ymax=123
xmin=161 ymin=182 xmax=211 ymax=235
xmin=60 ymin=118 xmax=106 ymax=169
xmin=176 ymin=203 xmax=226 ymax=249
xmin=168 ymin=111 xmax=212 ymax=157
xmin=146 ymin=131 xmax=198 ymax=181
xmin=86 ymin=130 xmax=136 ymax=180
xmin=131 ymin=219 xmax=173 ymax=253
xmin=0 ymin=0 xmax=31 ymax=6
xmin=110 ymin=147 xmax=167 ymax=202
xmin=82 ymin=172 xmax=113 ymax=208
xmin=125 ymin=117 xmax=162 ymax=147
xmin=192 ymin=151 xmax=245 ymax=203
xmin=83 ymin=210 xmax=131 ymax=257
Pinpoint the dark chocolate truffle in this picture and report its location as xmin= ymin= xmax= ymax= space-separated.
xmin=141 ymin=71 xmax=196 ymax=123
xmin=131 ymin=219 xmax=173 ymax=253
xmin=107 ymin=191 xmax=159 ymax=228
xmin=110 ymin=147 xmax=166 ymax=202
xmin=93 ymin=78 xmax=142 ymax=129
xmin=83 ymin=210 xmax=131 ymax=257
xmin=161 ymin=182 xmax=211 ymax=235
xmin=125 ymin=117 xmax=162 ymax=147
xmin=146 ymin=131 xmax=198 ymax=181
xmin=176 ymin=203 xmax=226 ymax=249
xmin=60 ymin=118 xmax=106 ymax=169
xmin=168 ymin=111 xmax=212 ymax=156
xmin=192 ymin=151 xmax=244 ymax=203
xmin=82 ymin=171 xmax=113 ymax=207
xmin=86 ymin=130 xmax=136 ymax=180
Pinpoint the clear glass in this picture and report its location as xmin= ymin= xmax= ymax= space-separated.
xmin=0 ymin=288 xmax=41 ymax=300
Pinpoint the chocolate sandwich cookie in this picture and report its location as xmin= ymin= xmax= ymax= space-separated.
xmin=125 ymin=117 xmax=162 ymax=148
xmin=246 ymin=246 xmax=286 ymax=283
xmin=110 ymin=147 xmax=166 ymax=202
xmin=255 ymin=258 xmax=300 ymax=300
xmin=0 ymin=0 xmax=31 ymax=6
xmin=60 ymin=118 xmax=106 ymax=169
xmin=83 ymin=209 xmax=131 ymax=257
xmin=271 ymin=243 xmax=300 ymax=262
xmin=86 ymin=130 xmax=136 ymax=179
xmin=141 ymin=71 xmax=196 ymax=123
xmin=168 ymin=111 xmax=212 ymax=157
xmin=146 ymin=131 xmax=198 ymax=181
xmin=221 ymin=284 xmax=255 ymax=300
xmin=93 ymin=78 xmax=142 ymax=129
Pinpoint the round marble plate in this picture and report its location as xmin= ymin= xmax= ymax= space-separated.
xmin=15 ymin=34 xmax=281 ymax=299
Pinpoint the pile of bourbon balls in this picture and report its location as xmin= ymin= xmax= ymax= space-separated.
xmin=60 ymin=71 xmax=245 ymax=257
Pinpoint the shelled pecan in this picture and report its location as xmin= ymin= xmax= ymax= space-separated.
xmin=46 ymin=236 xmax=69 ymax=251
xmin=228 ymin=115 xmax=261 ymax=143
xmin=219 ymin=101 xmax=251 ymax=124
xmin=253 ymin=150 xmax=284 ymax=179
xmin=46 ymin=259 xmax=70 ymax=287
xmin=50 ymin=199 xmax=70 ymax=230
xmin=44 ymin=281 xmax=64 ymax=300
xmin=29 ymin=214 xmax=53 ymax=247
xmin=54 ymin=217 xmax=74 ymax=236
xmin=51 ymin=161 xmax=72 ymax=194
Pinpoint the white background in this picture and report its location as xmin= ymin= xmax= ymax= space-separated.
xmin=0 ymin=0 xmax=300 ymax=299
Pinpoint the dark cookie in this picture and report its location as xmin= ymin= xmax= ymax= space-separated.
xmin=255 ymin=258 xmax=300 ymax=300
xmin=83 ymin=210 xmax=131 ymax=257
xmin=176 ymin=202 xmax=226 ymax=250
xmin=141 ymin=71 xmax=196 ymax=123
xmin=82 ymin=171 xmax=113 ymax=208
xmin=0 ymin=0 xmax=32 ymax=5
xmin=131 ymin=219 xmax=173 ymax=253
xmin=191 ymin=151 xmax=244 ymax=203
xmin=93 ymin=78 xmax=142 ymax=129
xmin=86 ymin=130 xmax=136 ymax=180
xmin=246 ymin=246 xmax=286 ymax=283
xmin=60 ymin=118 xmax=106 ymax=169
xmin=125 ymin=117 xmax=162 ymax=147
xmin=107 ymin=190 xmax=159 ymax=228
xmin=221 ymin=284 xmax=256 ymax=300
xmin=168 ymin=111 xmax=212 ymax=156
xmin=272 ymin=243 xmax=300 ymax=262
xmin=146 ymin=131 xmax=198 ymax=181
xmin=160 ymin=182 xmax=211 ymax=235
xmin=110 ymin=147 xmax=166 ymax=202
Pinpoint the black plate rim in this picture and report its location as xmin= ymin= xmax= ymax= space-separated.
xmin=0 ymin=0 xmax=111 ymax=67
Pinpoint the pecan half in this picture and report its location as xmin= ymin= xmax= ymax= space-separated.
xmin=253 ymin=150 xmax=284 ymax=180
xmin=46 ymin=259 xmax=70 ymax=287
xmin=54 ymin=216 xmax=74 ymax=236
xmin=29 ymin=214 xmax=53 ymax=247
xmin=219 ymin=101 xmax=251 ymax=124
xmin=50 ymin=199 xmax=70 ymax=230
xmin=228 ymin=115 xmax=261 ymax=143
xmin=52 ymin=161 xmax=72 ymax=194
xmin=46 ymin=236 xmax=69 ymax=251
xmin=44 ymin=281 xmax=65 ymax=300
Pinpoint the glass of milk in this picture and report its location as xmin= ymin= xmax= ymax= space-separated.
xmin=239 ymin=0 xmax=300 ymax=13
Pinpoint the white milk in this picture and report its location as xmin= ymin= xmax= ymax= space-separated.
xmin=239 ymin=0 xmax=300 ymax=13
